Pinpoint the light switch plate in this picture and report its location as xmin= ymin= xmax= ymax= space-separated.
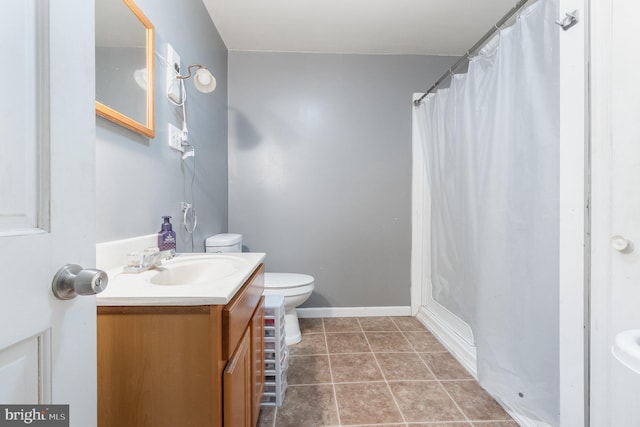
xmin=168 ymin=123 xmax=184 ymax=152
xmin=166 ymin=44 xmax=181 ymax=103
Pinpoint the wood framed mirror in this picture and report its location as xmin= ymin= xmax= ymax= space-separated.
xmin=95 ymin=0 xmax=154 ymax=138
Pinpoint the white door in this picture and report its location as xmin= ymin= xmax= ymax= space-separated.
xmin=0 ymin=1 xmax=97 ymax=426
xmin=590 ymin=1 xmax=640 ymax=426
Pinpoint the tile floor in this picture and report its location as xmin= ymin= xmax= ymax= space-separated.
xmin=258 ymin=316 xmax=518 ymax=427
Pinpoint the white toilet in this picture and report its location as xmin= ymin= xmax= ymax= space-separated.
xmin=205 ymin=233 xmax=314 ymax=345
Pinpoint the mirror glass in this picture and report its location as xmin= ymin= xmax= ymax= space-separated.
xmin=95 ymin=0 xmax=154 ymax=138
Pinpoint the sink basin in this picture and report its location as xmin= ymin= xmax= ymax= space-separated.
xmin=96 ymin=252 xmax=265 ymax=306
xmin=612 ymin=329 xmax=640 ymax=375
xmin=150 ymin=255 xmax=249 ymax=286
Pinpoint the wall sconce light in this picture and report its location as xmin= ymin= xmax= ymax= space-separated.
xmin=166 ymin=63 xmax=216 ymax=164
xmin=176 ymin=64 xmax=216 ymax=93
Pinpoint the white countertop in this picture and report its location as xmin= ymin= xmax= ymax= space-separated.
xmin=96 ymin=252 xmax=265 ymax=306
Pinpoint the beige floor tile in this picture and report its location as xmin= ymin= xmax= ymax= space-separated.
xmin=388 ymin=381 xmax=466 ymax=423
xmin=375 ymin=352 xmax=435 ymax=380
xmin=404 ymin=331 xmax=447 ymax=352
xmin=355 ymin=425 xmax=405 ymax=427
xmin=275 ymin=384 xmax=339 ymax=427
xmin=257 ymin=406 xmax=276 ymax=427
xmin=323 ymin=317 xmax=362 ymax=332
xmin=354 ymin=425 xmax=406 ymax=427
xmin=409 ymin=423 xmax=472 ymax=427
xmin=330 ymin=353 xmax=384 ymax=383
xmin=419 ymin=352 xmax=473 ymax=380
xmin=441 ymin=381 xmax=512 ymax=421
xmin=299 ymin=317 xmax=325 ymax=334
xmin=326 ymin=332 xmax=370 ymax=353
xmin=365 ymin=332 xmax=413 ymax=352
xmin=392 ymin=316 xmax=428 ymax=331
xmin=287 ymin=355 xmax=332 ymax=385
xmin=472 ymin=422 xmax=519 ymax=427
xmin=289 ymin=332 xmax=327 ymax=356
xmin=271 ymin=319 xmax=515 ymax=426
xmin=358 ymin=316 xmax=400 ymax=331
xmin=334 ymin=382 xmax=404 ymax=425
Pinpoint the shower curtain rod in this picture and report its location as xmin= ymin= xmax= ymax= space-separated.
xmin=414 ymin=0 xmax=531 ymax=106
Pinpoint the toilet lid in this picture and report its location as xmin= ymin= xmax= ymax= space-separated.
xmin=264 ymin=273 xmax=314 ymax=289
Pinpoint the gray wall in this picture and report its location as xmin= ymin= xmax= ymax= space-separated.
xmin=96 ymin=0 xmax=228 ymax=251
xmin=228 ymin=52 xmax=456 ymax=308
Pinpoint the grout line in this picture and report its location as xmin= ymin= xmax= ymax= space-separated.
xmin=400 ymin=326 xmax=473 ymax=424
xmin=410 ymin=333 xmax=436 ymax=378
xmin=289 ymin=349 xmax=449 ymax=356
xmin=323 ymin=318 xmax=343 ymax=426
xmin=427 ymin=364 xmax=472 ymax=424
xmin=287 ymin=381 xmax=337 ymax=386
xmin=331 ymin=379 xmax=438 ymax=384
xmin=409 ymin=346 xmax=466 ymax=424
xmin=357 ymin=317 xmax=409 ymax=427
xmin=338 ymin=424 xmax=425 ymax=427
xmin=285 ymin=317 xmax=510 ymax=427
xmin=399 ymin=321 xmax=473 ymax=425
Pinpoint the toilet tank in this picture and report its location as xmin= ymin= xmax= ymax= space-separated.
xmin=205 ymin=233 xmax=242 ymax=253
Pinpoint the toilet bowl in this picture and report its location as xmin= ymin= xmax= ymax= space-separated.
xmin=262 ymin=273 xmax=314 ymax=345
xmin=205 ymin=233 xmax=314 ymax=345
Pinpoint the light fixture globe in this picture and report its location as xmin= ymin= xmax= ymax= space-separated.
xmin=193 ymin=67 xmax=216 ymax=93
xmin=173 ymin=64 xmax=217 ymax=96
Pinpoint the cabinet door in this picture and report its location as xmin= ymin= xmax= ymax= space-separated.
xmin=224 ymin=329 xmax=252 ymax=427
xmin=251 ymin=298 xmax=265 ymax=425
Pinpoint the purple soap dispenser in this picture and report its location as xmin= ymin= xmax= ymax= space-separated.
xmin=158 ymin=216 xmax=176 ymax=253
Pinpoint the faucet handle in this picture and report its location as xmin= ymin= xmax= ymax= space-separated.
xmin=158 ymin=249 xmax=175 ymax=259
xmin=143 ymin=248 xmax=174 ymax=268
xmin=141 ymin=247 xmax=161 ymax=267
xmin=126 ymin=251 xmax=143 ymax=268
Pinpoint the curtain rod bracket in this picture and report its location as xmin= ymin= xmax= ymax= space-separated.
xmin=555 ymin=10 xmax=579 ymax=31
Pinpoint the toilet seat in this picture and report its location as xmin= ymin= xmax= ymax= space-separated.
xmin=264 ymin=273 xmax=314 ymax=288
xmin=263 ymin=273 xmax=314 ymax=297
xmin=262 ymin=273 xmax=314 ymax=345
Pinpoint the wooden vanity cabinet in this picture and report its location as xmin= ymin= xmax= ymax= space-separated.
xmin=97 ymin=264 xmax=265 ymax=427
xmin=223 ymin=329 xmax=252 ymax=427
xmin=222 ymin=268 xmax=265 ymax=427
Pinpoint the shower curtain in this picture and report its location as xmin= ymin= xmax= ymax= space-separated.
xmin=414 ymin=0 xmax=559 ymax=424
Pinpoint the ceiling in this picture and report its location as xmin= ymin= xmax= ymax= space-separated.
xmin=202 ymin=0 xmax=518 ymax=56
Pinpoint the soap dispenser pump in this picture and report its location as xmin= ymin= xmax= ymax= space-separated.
xmin=158 ymin=216 xmax=176 ymax=253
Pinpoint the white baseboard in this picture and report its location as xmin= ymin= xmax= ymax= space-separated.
xmin=296 ymin=306 xmax=411 ymax=318
xmin=415 ymin=305 xmax=478 ymax=378
xmin=497 ymin=401 xmax=553 ymax=427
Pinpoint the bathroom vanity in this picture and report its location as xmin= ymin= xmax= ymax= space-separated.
xmin=96 ymin=255 xmax=265 ymax=427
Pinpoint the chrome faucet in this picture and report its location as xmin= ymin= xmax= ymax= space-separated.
xmin=142 ymin=249 xmax=174 ymax=269
xmin=123 ymin=248 xmax=174 ymax=273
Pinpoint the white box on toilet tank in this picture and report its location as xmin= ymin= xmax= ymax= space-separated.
xmin=205 ymin=233 xmax=242 ymax=253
